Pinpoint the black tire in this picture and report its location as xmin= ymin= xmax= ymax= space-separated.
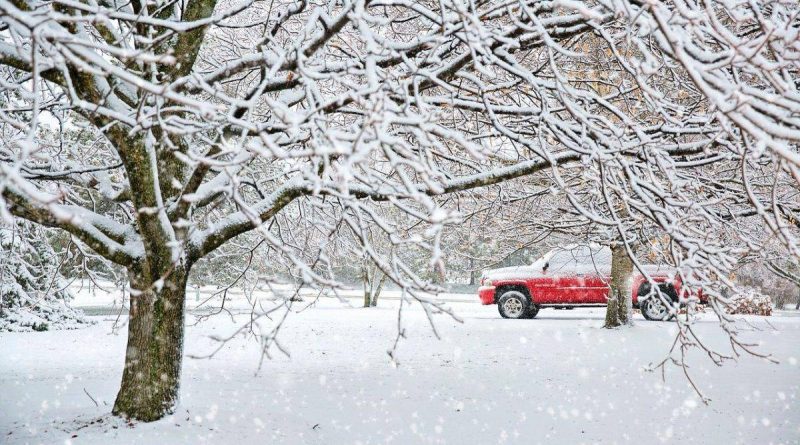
xmin=639 ymin=284 xmax=678 ymax=321
xmin=497 ymin=290 xmax=531 ymax=319
xmin=524 ymin=304 xmax=540 ymax=319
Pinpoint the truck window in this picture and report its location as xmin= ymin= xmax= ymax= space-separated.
xmin=548 ymin=245 xmax=611 ymax=273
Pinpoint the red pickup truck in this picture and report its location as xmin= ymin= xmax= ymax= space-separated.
xmin=478 ymin=245 xmax=699 ymax=321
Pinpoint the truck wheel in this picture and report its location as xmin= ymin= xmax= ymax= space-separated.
xmin=641 ymin=297 xmax=670 ymax=321
xmin=524 ymin=304 xmax=540 ymax=319
xmin=640 ymin=284 xmax=678 ymax=321
xmin=497 ymin=291 xmax=531 ymax=319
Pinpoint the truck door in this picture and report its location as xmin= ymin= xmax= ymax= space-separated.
xmin=549 ymin=247 xmax=610 ymax=304
xmin=546 ymin=251 xmax=589 ymax=304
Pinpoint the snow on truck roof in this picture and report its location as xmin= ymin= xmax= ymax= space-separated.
xmin=482 ymin=244 xmax=674 ymax=280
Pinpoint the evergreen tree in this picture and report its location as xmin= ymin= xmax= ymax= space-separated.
xmin=0 ymin=221 xmax=88 ymax=332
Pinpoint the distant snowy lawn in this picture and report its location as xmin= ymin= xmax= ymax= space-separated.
xmin=2 ymin=299 xmax=799 ymax=444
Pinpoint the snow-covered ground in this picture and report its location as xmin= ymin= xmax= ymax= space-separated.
xmin=2 ymin=298 xmax=798 ymax=444
xmin=66 ymin=281 xmax=477 ymax=314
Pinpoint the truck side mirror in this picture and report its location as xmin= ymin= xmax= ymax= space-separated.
xmin=542 ymin=263 xmax=549 ymax=273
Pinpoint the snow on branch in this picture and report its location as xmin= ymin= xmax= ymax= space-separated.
xmin=0 ymin=0 xmax=796 ymax=331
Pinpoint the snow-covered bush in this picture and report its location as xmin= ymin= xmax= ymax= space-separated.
xmin=725 ymin=291 xmax=773 ymax=316
xmin=0 ymin=222 xmax=90 ymax=332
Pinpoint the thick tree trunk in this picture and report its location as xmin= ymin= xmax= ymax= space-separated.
xmin=112 ymin=267 xmax=188 ymax=421
xmin=604 ymin=243 xmax=634 ymax=328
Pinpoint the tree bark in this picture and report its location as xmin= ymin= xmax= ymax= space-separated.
xmin=604 ymin=243 xmax=634 ymax=328
xmin=371 ymin=273 xmax=387 ymax=307
xmin=362 ymin=263 xmax=371 ymax=307
xmin=112 ymin=266 xmax=188 ymax=421
xmin=469 ymin=257 xmax=476 ymax=286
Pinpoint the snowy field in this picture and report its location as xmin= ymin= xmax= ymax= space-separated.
xmin=2 ymin=298 xmax=799 ymax=445
xmin=64 ymin=282 xmax=478 ymax=314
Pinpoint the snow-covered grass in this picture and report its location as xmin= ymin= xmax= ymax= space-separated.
xmin=66 ymin=281 xmax=478 ymax=313
xmin=1 ymin=299 xmax=798 ymax=444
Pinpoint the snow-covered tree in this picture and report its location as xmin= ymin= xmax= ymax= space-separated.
xmin=764 ymin=260 xmax=800 ymax=309
xmin=0 ymin=220 xmax=88 ymax=331
xmin=1 ymin=0 xmax=798 ymax=421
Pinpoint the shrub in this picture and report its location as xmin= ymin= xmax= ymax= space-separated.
xmin=726 ymin=290 xmax=773 ymax=316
